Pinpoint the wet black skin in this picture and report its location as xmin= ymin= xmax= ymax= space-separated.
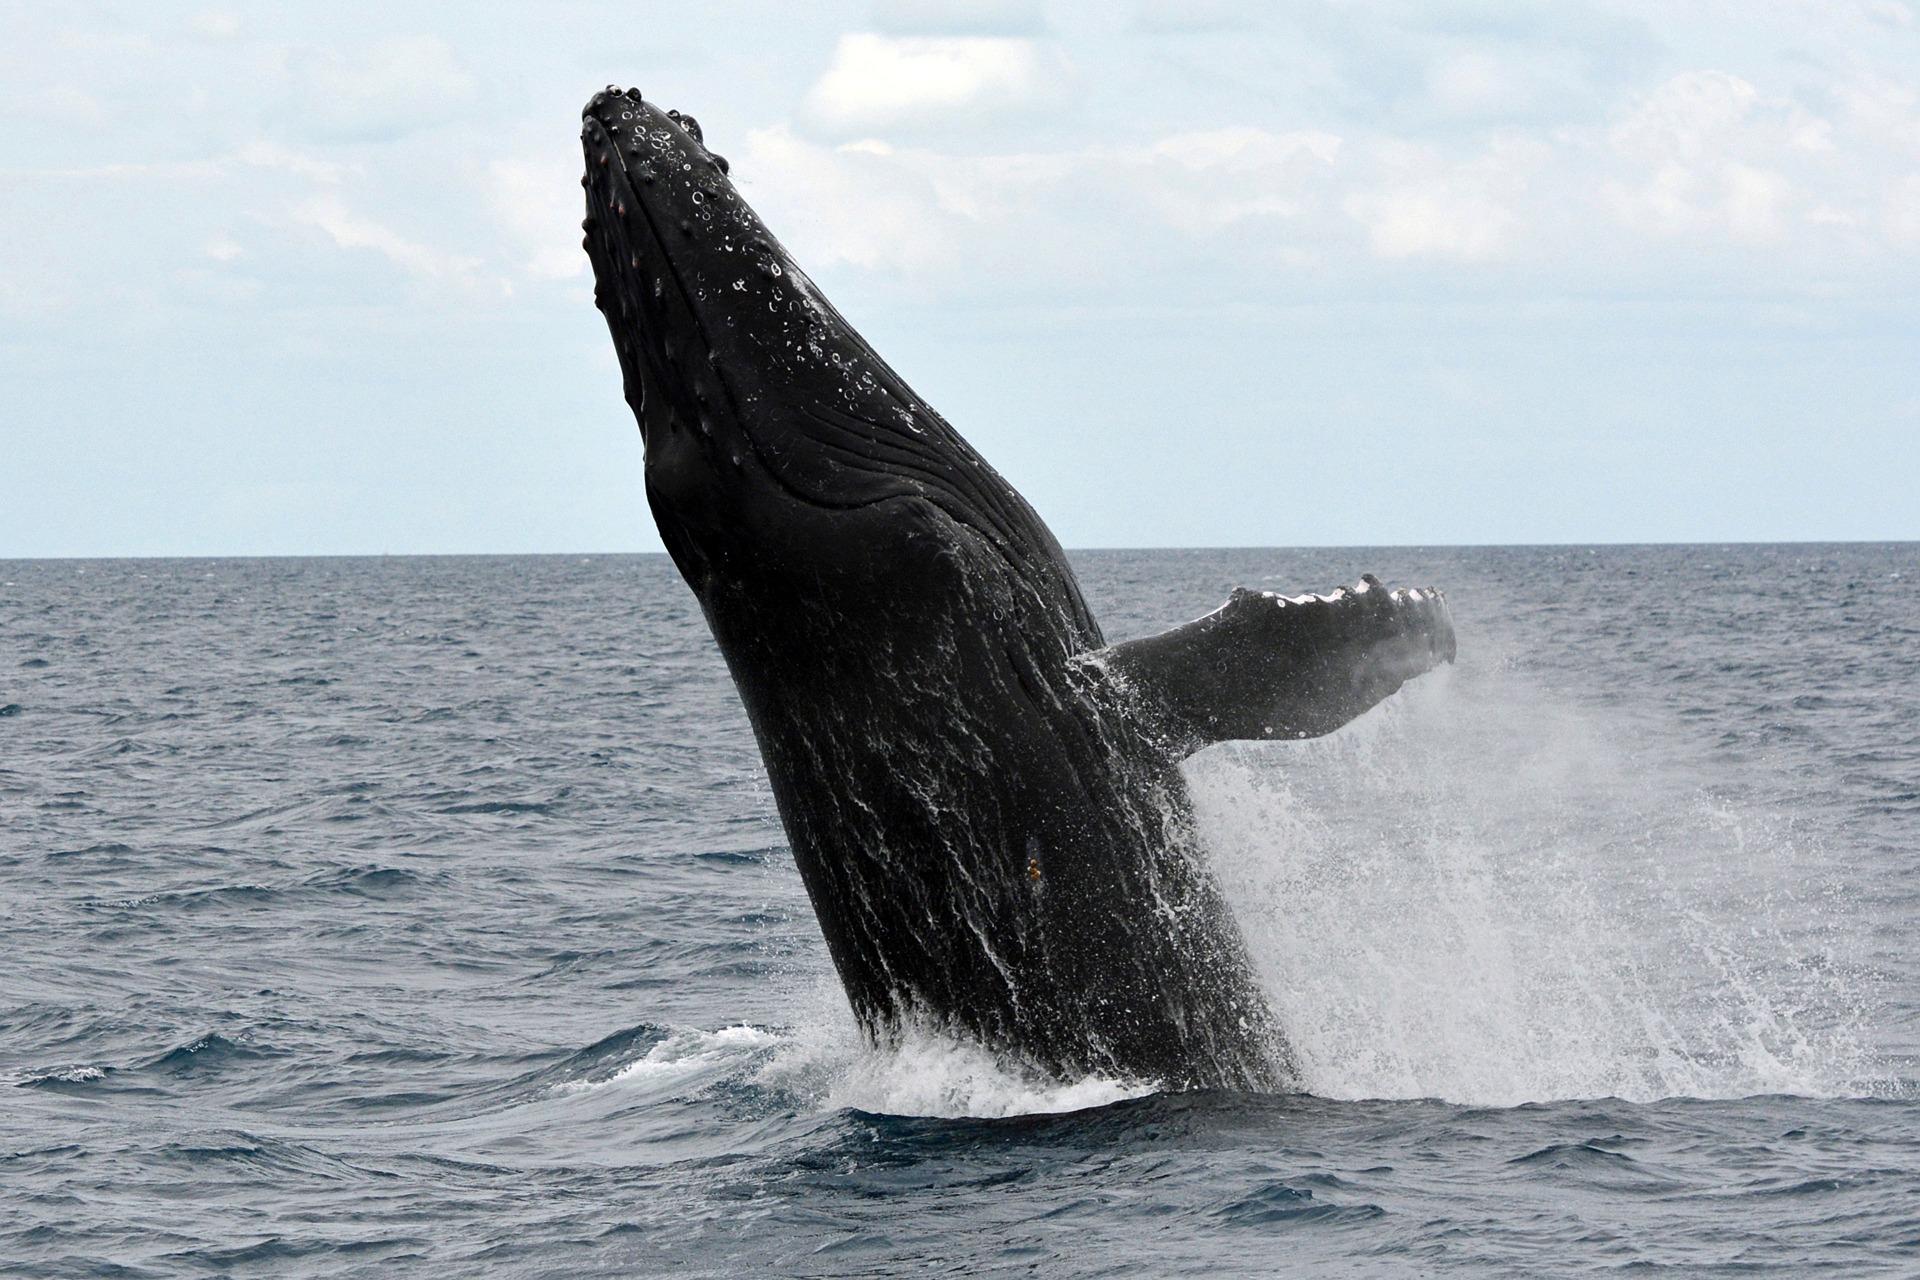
xmin=580 ymin=87 xmax=1455 ymax=1090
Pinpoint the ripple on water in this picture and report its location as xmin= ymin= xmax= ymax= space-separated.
xmin=1 ymin=548 xmax=1917 ymax=1277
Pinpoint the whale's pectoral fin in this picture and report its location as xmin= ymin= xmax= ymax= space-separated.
xmin=1095 ymin=576 xmax=1456 ymax=755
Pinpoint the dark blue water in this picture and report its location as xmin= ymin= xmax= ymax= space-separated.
xmin=4 ymin=546 xmax=1917 ymax=1276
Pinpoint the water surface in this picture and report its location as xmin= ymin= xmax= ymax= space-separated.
xmin=3 ymin=546 xmax=1916 ymax=1275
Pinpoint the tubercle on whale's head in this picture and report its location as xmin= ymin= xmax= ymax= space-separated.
xmin=580 ymin=88 xmax=752 ymax=518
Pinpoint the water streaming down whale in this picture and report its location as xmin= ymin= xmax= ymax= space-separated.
xmin=579 ymin=87 xmax=1457 ymax=1091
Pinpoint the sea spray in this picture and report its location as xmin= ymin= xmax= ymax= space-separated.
xmin=1190 ymin=662 xmax=1877 ymax=1106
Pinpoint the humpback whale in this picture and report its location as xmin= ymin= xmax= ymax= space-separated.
xmin=580 ymin=87 xmax=1455 ymax=1091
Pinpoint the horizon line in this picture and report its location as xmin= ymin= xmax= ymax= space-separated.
xmin=3 ymin=538 xmax=1916 ymax=564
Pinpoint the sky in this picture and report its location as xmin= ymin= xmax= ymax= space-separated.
xmin=3 ymin=0 xmax=1918 ymax=556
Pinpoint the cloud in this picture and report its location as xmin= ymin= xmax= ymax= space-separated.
xmin=800 ymin=33 xmax=1065 ymax=136
xmin=872 ymin=0 xmax=1045 ymax=36
xmin=8 ymin=83 xmax=113 ymax=127
xmin=1883 ymin=172 xmax=1920 ymax=242
xmin=489 ymin=155 xmax=588 ymax=281
xmin=1422 ymin=46 xmax=1592 ymax=122
xmin=186 ymin=11 xmax=240 ymax=41
xmin=741 ymin=127 xmax=961 ymax=274
xmin=1831 ymin=69 xmax=1920 ymax=156
xmin=1343 ymin=140 xmax=1533 ymax=258
xmin=236 ymin=140 xmax=355 ymax=183
xmin=297 ymin=193 xmax=482 ymax=281
xmin=1603 ymin=71 xmax=1829 ymax=243
xmin=742 ymin=122 xmax=1350 ymax=286
xmin=1128 ymin=0 xmax=1258 ymax=35
xmin=1139 ymin=128 xmax=1343 ymax=233
xmin=1610 ymin=70 xmax=1767 ymax=163
xmin=284 ymin=35 xmax=479 ymax=142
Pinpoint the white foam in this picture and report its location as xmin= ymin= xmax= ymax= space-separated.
xmin=556 ymin=1023 xmax=780 ymax=1095
xmin=751 ymin=983 xmax=1154 ymax=1119
xmin=821 ymin=1029 xmax=1154 ymax=1119
xmin=34 ymin=1065 xmax=107 ymax=1085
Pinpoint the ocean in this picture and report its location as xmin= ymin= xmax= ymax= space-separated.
xmin=3 ymin=544 xmax=1917 ymax=1276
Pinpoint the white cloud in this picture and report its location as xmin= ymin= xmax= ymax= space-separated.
xmin=1129 ymin=0 xmax=1257 ymax=34
xmin=187 ymin=11 xmax=240 ymax=40
xmin=1422 ymin=46 xmax=1591 ymax=122
xmin=1139 ymin=128 xmax=1343 ymax=233
xmin=489 ymin=155 xmax=587 ymax=280
xmin=1148 ymin=127 xmax=1341 ymax=173
xmin=1882 ymin=172 xmax=1920 ymax=242
xmin=800 ymin=34 xmax=1063 ymax=135
xmin=873 ymin=0 xmax=1044 ymax=35
xmin=8 ymin=83 xmax=113 ymax=127
xmin=237 ymin=140 xmax=354 ymax=183
xmin=1831 ymin=70 xmax=1920 ymax=157
xmin=1610 ymin=70 xmax=1767 ymax=163
xmin=297 ymin=193 xmax=481 ymax=281
xmin=285 ymin=36 xmax=479 ymax=142
xmin=741 ymin=120 xmax=1544 ymax=282
xmin=1603 ymin=71 xmax=1830 ymax=243
xmin=742 ymin=126 xmax=961 ymax=274
xmin=1344 ymin=140 xmax=1535 ymax=259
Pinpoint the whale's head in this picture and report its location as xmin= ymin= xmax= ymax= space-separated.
xmin=580 ymin=88 xmax=1077 ymax=598
xmin=581 ymin=88 xmax=932 ymax=579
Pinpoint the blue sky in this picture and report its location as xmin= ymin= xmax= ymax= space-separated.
xmin=3 ymin=0 xmax=1917 ymax=555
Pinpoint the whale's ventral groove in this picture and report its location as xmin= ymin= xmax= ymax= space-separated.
xmin=580 ymin=86 xmax=1457 ymax=1091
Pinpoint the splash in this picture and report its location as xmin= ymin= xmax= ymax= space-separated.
xmin=587 ymin=662 xmax=1880 ymax=1117
xmin=753 ymin=985 xmax=1155 ymax=1119
xmin=1190 ymin=664 xmax=1877 ymax=1107
xmin=819 ymin=1030 xmax=1154 ymax=1118
xmin=555 ymin=1024 xmax=781 ymax=1095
